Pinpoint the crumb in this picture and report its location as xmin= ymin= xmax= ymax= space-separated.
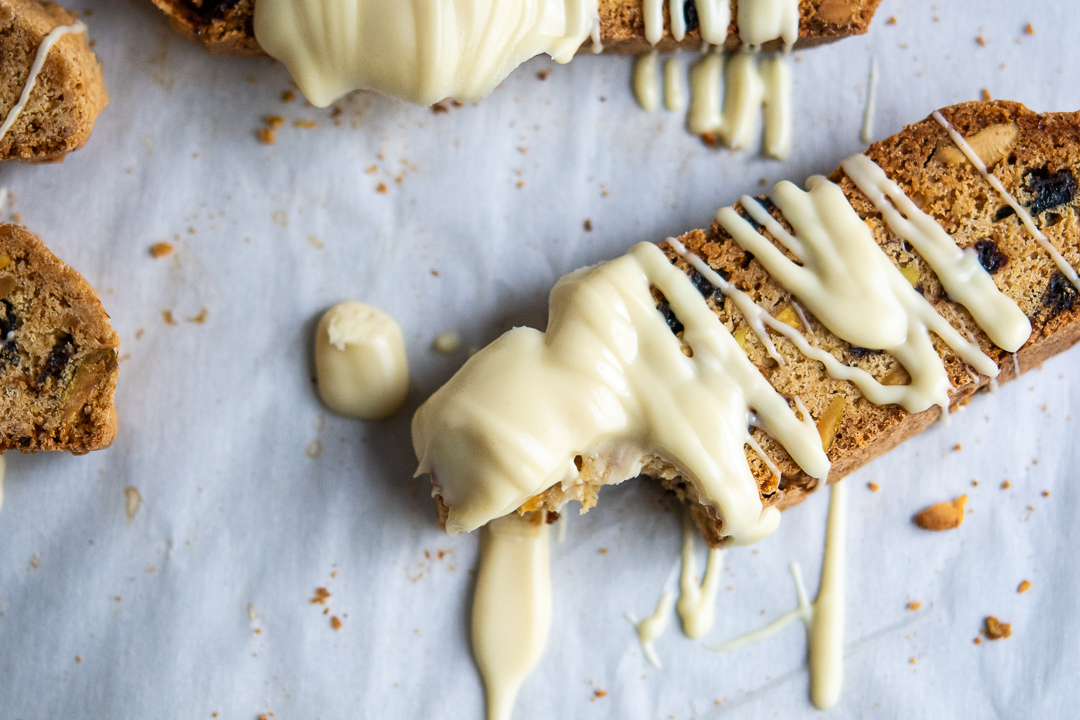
xmin=973 ymin=637 xmax=982 ymax=644
xmin=976 ymin=35 xmax=986 ymax=46
xmin=758 ymin=177 xmax=767 ymax=186
xmin=1018 ymin=580 xmax=1032 ymax=594
xmin=700 ymin=132 xmax=719 ymax=148
xmin=584 ymin=219 xmax=593 ymax=232
xmin=306 ymin=439 xmax=323 ymax=459
xmin=953 ymin=443 xmax=962 ymax=452
xmin=593 ymin=689 xmax=608 ymax=699
xmin=310 ymin=587 xmax=331 ymax=605
xmin=377 ymin=182 xmax=388 ymax=194
xmin=913 ymin=495 xmax=967 ymax=531
xmin=1001 ymin=480 xmax=1010 ymax=490
xmin=258 ymin=128 xmax=276 ymax=145
xmin=517 ymin=146 xmax=529 ymax=155
xmin=430 ymin=269 xmax=440 ymax=277
xmin=265 ymin=116 xmax=284 ymax=130
xmin=10 ymin=213 xmax=20 ymax=223
xmin=149 ymin=242 xmax=174 ymax=258
xmin=162 ymin=310 xmax=177 ymax=326
xmin=330 ymin=616 xmax=343 ymax=631
xmin=907 ymin=601 xmax=922 ymax=611
xmin=294 ymin=120 xmax=319 ymax=129
xmin=307 ymin=234 xmax=324 ymax=249
xmin=75 ymin=656 xmax=82 ymax=664
xmin=984 ymin=616 xmax=1012 ymax=640
xmin=516 ymin=181 xmax=525 ymax=189
xmin=431 ymin=102 xmax=450 ymax=114
xmin=124 ymin=486 xmax=142 ymax=521
xmin=886 ymin=16 xmax=897 ymax=25
xmin=1042 ymin=491 xmax=1050 ymax=497
xmin=186 ymin=308 xmax=209 ymax=324
xmin=282 ymin=90 xmax=296 ymax=103
xmin=599 ymin=548 xmax=608 ymax=555
xmin=433 ymin=332 xmax=462 ymax=354
xmin=909 ymin=657 xmax=916 ymax=665
xmin=538 ymin=70 xmax=550 ymax=80
xmin=365 ymin=165 xmax=378 ymax=174
xmin=980 ymin=88 xmax=992 ymax=102
xmin=1024 ymin=23 xmax=1034 ymax=35
xmin=867 ymin=481 xmax=880 ymax=492
xmin=971 ymin=480 xmax=978 ymax=487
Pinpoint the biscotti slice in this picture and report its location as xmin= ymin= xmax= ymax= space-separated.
xmin=0 ymin=0 xmax=108 ymax=162
xmin=150 ymin=0 xmax=878 ymax=58
xmin=413 ymin=100 xmax=1080 ymax=546
xmin=0 ymin=224 xmax=119 ymax=453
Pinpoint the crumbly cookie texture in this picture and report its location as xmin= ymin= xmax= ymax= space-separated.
xmin=150 ymin=0 xmax=879 ymax=57
xmin=0 ymin=224 xmax=120 ymax=454
xmin=0 ymin=0 xmax=108 ymax=162
xmin=522 ymin=100 xmax=1080 ymax=547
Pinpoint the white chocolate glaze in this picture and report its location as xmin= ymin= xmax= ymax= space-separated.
xmin=663 ymin=55 xmax=687 ymax=112
xmin=719 ymin=50 xmax=764 ymax=150
xmin=633 ymin=51 xmax=661 ymax=112
xmin=696 ymin=0 xmax=732 ymax=46
xmin=760 ymin=53 xmax=792 ymax=160
xmin=840 ymin=153 xmax=1031 ymax=352
xmin=932 ymin=110 xmax=1080 ymax=292
xmin=860 ymin=56 xmax=878 ymax=145
xmin=676 ymin=520 xmax=725 ymax=638
xmin=737 ymin=0 xmax=800 ymax=48
xmin=413 ymin=242 xmax=830 ymax=542
xmin=627 ymin=590 xmax=674 ymax=668
xmin=314 ymin=301 xmax=409 ymax=419
xmin=433 ymin=331 xmax=463 ymax=354
xmin=669 ymin=0 xmax=687 ymax=42
xmin=254 ymin=0 xmax=599 ymax=107
xmin=686 ymin=51 xmax=724 ymax=136
xmin=644 ymin=0 xmax=664 ymax=46
xmin=472 ymin=512 xmax=552 ymax=720
xmin=0 ymin=20 xmax=86 ymax=144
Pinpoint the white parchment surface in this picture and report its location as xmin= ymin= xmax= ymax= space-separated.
xmin=1 ymin=1 xmax=1078 ymax=718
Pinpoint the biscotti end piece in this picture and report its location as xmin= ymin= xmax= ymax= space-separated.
xmin=149 ymin=0 xmax=261 ymax=56
xmin=0 ymin=224 xmax=120 ymax=453
xmin=0 ymin=0 xmax=109 ymax=162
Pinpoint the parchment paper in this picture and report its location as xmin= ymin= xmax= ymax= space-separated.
xmin=1 ymin=0 xmax=1078 ymax=717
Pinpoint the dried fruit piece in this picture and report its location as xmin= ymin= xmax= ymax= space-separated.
xmin=974 ymin=239 xmax=1008 ymax=274
xmin=1043 ymin=271 xmax=1078 ymax=317
xmin=1024 ymin=167 xmax=1077 ymax=216
xmin=816 ymin=397 xmax=846 ymax=452
xmin=937 ymin=123 xmax=1020 ymax=168
xmin=913 ymin=495 xmax=967 ymax=530
xmin=983 ymin=616 xmax=1012 ymax=640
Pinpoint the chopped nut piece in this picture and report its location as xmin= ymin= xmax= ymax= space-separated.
xmin=899 ymin=264 xmax=920 ymax=287
xmin=1018 ymin=580 xmax=1032 ymax=594
xmin=732 ymin=326 xmax=750 ymax=351
xmin=913 ymin=495 xmax=967 ymax=531
xmin=816 ymin=397 xmax=846 ymax=452
xmin=984 ymin=616 xmax=1012 ymax=640
xmin=937 ymin=123 xmax=1019 ymax=168
xmin=774 ymin=305 xmax=803 ymax=330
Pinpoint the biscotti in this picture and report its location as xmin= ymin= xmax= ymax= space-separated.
xmin=0 ymin=224 xmax=120 ymax=454
xmin=0 ymin=0 xmax=108 ymax=162
xmin=414 ymin=99 xmax=1080 ymax=546
xmin=150 ymin=0 xmax=879 ymax=58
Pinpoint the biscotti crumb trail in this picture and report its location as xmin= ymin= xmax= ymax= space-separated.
xmin=414 ymin=99 xmax=1080 ymax=548
xmin=0 ymin=224 xmax=119 ymax=453
xmin=0 ymin=0 xmax=108 ymax=162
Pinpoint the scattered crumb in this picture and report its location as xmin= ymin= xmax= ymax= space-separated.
xmin=599 ymin=548 xmax=608 ymax=555
xmin=971 ymin=480 xmax=978 ymax=487
xmin=75 ymin=656 xmax=82 ymax=664
xmin=149 ymin=242 xmax=174 ymax=259
xmin=952 ymin=443 xmax=962 ymax=452
xmin=1018 ymin=580 xmax=1032 ymax=594
xmin=867 ymin=482 xmax=881 ymax=492
xmin=516 ymin=181 xmax=525 ymax=189
xmin=330 ymin=616 xmax=343 ymax=631
xmin=247 ymin=603 xmax=258 ymax=621
xmin=310 ymin=587 xmax=331 ymax=605
xmin=538 ymin=70 xmax=550 ymax=80
xmin=973 ymin=637 xmax=982 ymax=645
xmin=258 ymin=128 xmax=276 ymax=145
xmin=907 ymin=601 xmax=922 ymax=611
xmin=517 ymin=146 xmax=529 ymax=155
xmin=431 ymin=102 xmax=450 ymax=114
xmin=913 ymin=495 xmax=967 ymax=531
xmin=909 ymin=657 xmax=916 ymax=665
xmin=433 ymin=332 xmax=462 ymax=354
xmin=983 ymin=616 xmax=1012 ymax=640
xmin=365 ymin=165 xmax=378 ymax=174
xmin=162 ymin=310 xmax=177 ymax=326
xmin=124 ymin=486 xmax=142 ymax=522
xmin=282 ymin=90 xmax=296 ymax=103
xmin=593 ymin=689 xmax=608 ymax=699
xmin=186 ymin=308 xmax=209 ymax=324
xmin=980 ymin=88 xmax=992 ymax=102
xmin=306 ymin=439 xmax=323 ymax=459
xmin=886 ymin=16 xmax=897 ymax=25
xmin=265 ymin=116 xmax=284 ymax=130
xmin=1001 ymin=480 xmax=1010 ymax=490
xmin=584 ymin=219 xmax=593 ymax=232
xmin=1041 ymin=490 xmax=1050 ymax=497
xmin=272 ymin=209 xmax=289 ymax=227
xmin=430 ymin=269 xmax=440 ymax=277
xmin=294 ymin=120 xmax=319 ymax=129
xmin=700 ymin=132 xmax=719 ymax=148
xmin=377 ymin=182 xmax=388 ymax=194
xmin=976 ymin=35 xmax=986 ymax=46
xmin=1024 ymin=23 xmax=1034 ymax=35
xmin=307 ymin=234 xmax=324 ymax=249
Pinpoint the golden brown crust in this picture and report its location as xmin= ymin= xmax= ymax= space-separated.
xmin=0 ymin=224 xmax=120 ymax=453
xmin=0 ymin=0 xmax=108 ymax=162
xmin=150 ymin=0 xmax=879 ymax=58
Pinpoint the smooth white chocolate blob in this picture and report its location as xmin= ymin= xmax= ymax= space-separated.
xmin=737 ymin=0 xmax=800 ymax=48
xmin=627 ymin=590 xmax=674 ymax=668
xmin=315 ymin=302 xmax=409 ymax=419
xmin=687 ymin=50 xmax=724 ymax=136
xmin=254 ymin=0 xmax=599 ymax=107
xmin=0 ymin=20 xmax=86 ymax=143
xmin=413 ymin=242 xmax=830 ymax=542
xmin=472 ymin=512 xmax=552 ymax=720
xmin=718 ymin=50 xmax=764 ymax=150
xmin=932 ymin=110 xmax=1080 ymax=293
xmin=633 ymin=51 xmax=660 ymax=112
xmin=663 ymin=55 xmax=687 ymax=112
xmin=696 ymin=0 xmax=731 ymax=45
xmin=676 ymin=519 xmax=725 ymax=639
xmin=760 ymin=53 xmax=792 ymax=159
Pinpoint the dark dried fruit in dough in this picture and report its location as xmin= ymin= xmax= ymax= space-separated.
xmin=0 ymin=224 xmax=119 ymax=453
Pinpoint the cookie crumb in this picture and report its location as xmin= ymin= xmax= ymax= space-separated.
xmin=980 ymin=88 xmax=992 ymax=102
xmin=281 ymin=90 xmax=296 ymax=103
xmin=265 ymin=116 xmax=284 ymax=130
xmin=538 ymin=70 xmax=550 ymax=80
xmin=700 ymin=132 xmax=719 ymax=148
xmin=1000 ymin=480 xmax=1010 ymax=490
xmin=984 ymin=616 xmax=1012 ymax=640
xmin=913 ymin=495 xmax=967 ymax=531
xmin=162 ymin=310 xmax=177 ymax=326
xmin=973 ymin=637 xmax=982 ymax=645
xmin=593 ymin=689 xmax=607 ymax=699
xmin=867 ymin=481 xmax=880 ymax=492
xmin=258 ymin=128 xmax=276 ymax=145
xmin=310 ymin=587 xmax=331 ymax=605
xmin=377 ymin=182 xmax=388 ymax=194
xmin=886 ymin=16 xmax=897 ymax=25
xmin=976 ymin=35 xmax=986 ymax=46
xmin=971 ymin=480 xmax=978 ymax=487
xmin=952 ymin=443 xmax=962 ymax=452
xmin=149 ymin=242 xmax=174 ymax=258
xmin=584 ymin=219 xmax=593 ymax=232
xmin=599 ymin=548 xmax=608 ymax=555
xmin=186 ymin=308 xmax=209 ymax=324
xmin=1018 ymin=580 xmax=1032 ymax=594
xmin=330 ymin=616 xmax=343 ymax=631
xmin=1024 ymin=23 xmax=1034 ymax=35
xmin=1041 ymin=490 xmax=1050 ymax=497
xmin=294 ymin=120 xmax=319 ymax=129
xmin=906 ymin=601 xmax=921 ymax=611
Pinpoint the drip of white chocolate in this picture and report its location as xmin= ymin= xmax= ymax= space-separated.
xmin=696 ymin=0 xmax=732 ymax=46
xmin=633 ymin=51 xmax=661 ymax=112
xmin=686 ymin=51 xmax=724 ymax=136
xmin=627 ymin=590 xmax=674 ymax=668
xmin=718 ymin=50 xmax=764 ymax=150
xmin=413 ymin=241 xmax=830 ymax=543
xmin=0 ymin=20 xmax=86 ymax=144
xmin=759 ymin=53 xmax=792 ymax=159
xmin=737 ymin=0 xmax=800 ymax=48
xmin=860 ymin=56 xmax=878 ymax=145
xmin=664 ymin=55 xmax=687 ymax=112
xmin=254 ymin=0 xmax=599 ymax=107
xmin=676 ymin=519 xmax=725 ymax=639
xmin=472 ymin=512 xmax=552 ymax=720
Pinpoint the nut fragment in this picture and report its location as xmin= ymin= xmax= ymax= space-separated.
xmin=59 ymin=349 xmax=118 ymax=424
xmin=899 ymin=264 xmax=920 ymax=287
xmin=774 ymin=305 xmax=803 ymax=330
xmin=937 ymin=123 xmax=1020 ymax=169
xmin=0 ymin=254 xmax=10 ymax=270
xmin=913 ymin=495 xmax=967 ymax=530
xmin=983 ymin=616 xmax=1012 ymax=640
xmin=816 ymin=396 xmax=846 ymax=452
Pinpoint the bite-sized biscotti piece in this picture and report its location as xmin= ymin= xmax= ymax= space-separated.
xmin=0 ymin=0 xmax=108 ymax=162
xmin=150 ymin=0 xmax=879 ymax=57
xmin=0 ymin=224 xmax=119 ymax=453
